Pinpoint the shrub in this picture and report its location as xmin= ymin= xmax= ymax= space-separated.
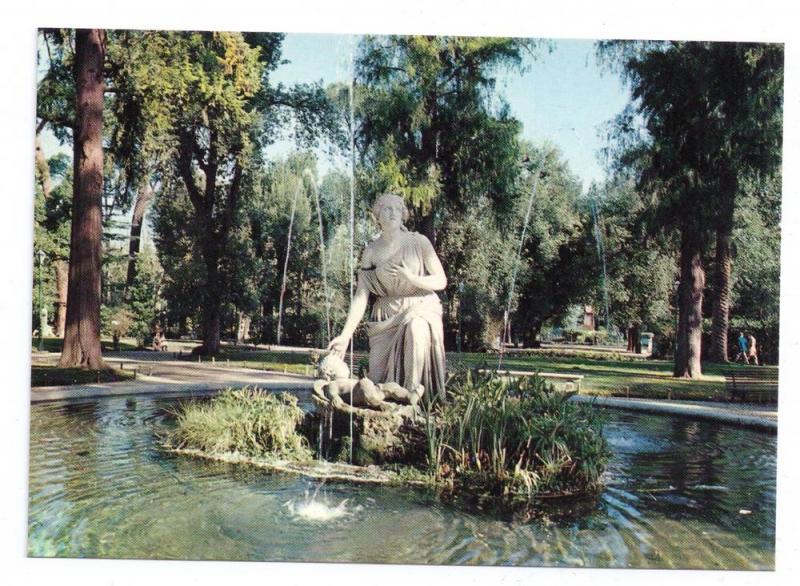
xmin=166 ymin=387 xmax=313 ymax=461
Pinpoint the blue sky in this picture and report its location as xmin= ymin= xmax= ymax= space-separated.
xmin=268 ymin=34 xmax=633 ymax=191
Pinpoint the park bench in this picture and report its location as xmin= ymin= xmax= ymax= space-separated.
xmin=725 ymin=367 xmax=778 ymax=403
xmin=478 ymin=369 xmax=584 ymax=392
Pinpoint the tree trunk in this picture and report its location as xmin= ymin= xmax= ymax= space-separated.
xmin=54 ymin=260 xmax=69 ymax=337
xmin=710 ymin=227 xmax=732 ymax=362
xmin=236 ymin=312 xmax=252 ymax=344
xmin=202 ymin=305 xmax=221 ymax=355
xmin=58 ymin=29 xmax=106 ymax=369
xmin=710 ymin=176 xmax=735 ymax=363
xmin=198 ymin=241 xmax=223 ymax=354
xmin=125 ymin=181 xmax=155 ymax=292
xmin=528 ymin=321 xmax=542 ymax=348
xmin=629 ymin=323 xmax=642 ymax=354
xmin=674 ymin=231 xmax=704 ymax=378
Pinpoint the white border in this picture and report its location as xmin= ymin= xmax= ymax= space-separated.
xmin=4 ymin=1 xmax=799 ymax=585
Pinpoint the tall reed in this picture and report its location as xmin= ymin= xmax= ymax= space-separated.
xmin=424 ymin=370 xmax=610 ymax=498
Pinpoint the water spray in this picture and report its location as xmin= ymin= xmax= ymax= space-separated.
xmin=499 ymin=155 xmax=546 ymax=370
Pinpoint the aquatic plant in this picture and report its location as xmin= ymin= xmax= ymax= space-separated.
xmin=166 ymin=387 xmax=313 ymax=461
xmin=424 ymin=370 xmax=610 ymax=499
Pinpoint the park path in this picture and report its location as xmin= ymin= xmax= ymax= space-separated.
xmin=30 ymin=350 xmax=315 ymax=403
xmin=30 ymin=350 xmax=777 ymax=431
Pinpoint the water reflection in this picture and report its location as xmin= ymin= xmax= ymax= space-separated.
xmin=27 ymin=397 xmax=776 ymax=568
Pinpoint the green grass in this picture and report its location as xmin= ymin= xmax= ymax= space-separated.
xmin=165 ymin=388 xmax=313 ymax=461
xmin=31 ymin=365 xmax=135 ymax=387
xmin=180 ymin=346 xmax=777 ymax=402
xmin=185 ymin=349 xmax=316 ymax=375
xmin=448 ymin=352 xmax=778 ymax=401
xmin=32 ymin=336 xmax=140 ymax=353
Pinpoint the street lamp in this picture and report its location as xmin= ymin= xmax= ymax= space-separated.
xmin=37 ymin=249 xmax=46 ymax=351
xmin=673 ymin=279 xmax=681 ymax=358
xmin=457 ymin=281 xmax=464 ymax=354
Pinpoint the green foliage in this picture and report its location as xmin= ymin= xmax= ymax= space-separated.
xmin=166 ymin=388 xmax=313 ymax=461
xmin=591 ymin=178 xmax=676 ymax=335
xmin=512 ymin=144 xmax=598 ymax=344
xmin=731 ymin=172 xmax=782 ymax=363
xmin=424 ymin=371 xmax=610 ymax=499
xmin=32 ymin=154 xmax=72 ymax=329
xmin=125 ymin=249 xmax=164 ymax=345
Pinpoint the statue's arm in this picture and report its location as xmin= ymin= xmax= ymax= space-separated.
xmin=338 ymin=286 xmax=369 ymax=340
xmin=408 ymin=234 xmax=447 ymax=292
xmin=327 ymin=246 xmax=372 ymax=356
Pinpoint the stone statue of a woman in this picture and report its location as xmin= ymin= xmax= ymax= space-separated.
xmin=327 ymin=193 xmax=448 ymax=402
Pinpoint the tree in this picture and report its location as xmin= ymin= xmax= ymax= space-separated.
xmin=512 ymin=144 xmax=597 ymax=346
xmin=142 ymin=31 xmax=337 ymax=354
xmin=36 ymin=30 xmax=76 ymax=338
xmin=599 ymin=40 xmax=784 ymax=377
xmin=355 ymin=36 xmax=543 ymax=347
xmin=592 ymin=179 xmax=675 ymax=352
xmin=356 ymin=35 xmax=539 ymax=245
xmin=33 ymin=152 xmax=71 ymax=337
xmin=57 ymin=29 xmax=106 ymax=369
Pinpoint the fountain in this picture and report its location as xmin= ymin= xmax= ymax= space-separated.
xmin=276 ymin=177 xmax=303 ymax=346
xmin=306 ymin=169 xmax=332 ymax=344
xmin=590 ymin=191 xmax=613 ymax=337
xmin=499 ymin=154 xmax=546 ymax=368
xmin=284 ymin=482 xmax=358 ymax=522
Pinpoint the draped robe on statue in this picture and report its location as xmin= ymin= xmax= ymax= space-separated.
xmin=358 ymin=232 xmax=446 ymax=401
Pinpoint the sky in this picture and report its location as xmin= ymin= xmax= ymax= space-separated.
xmin=266 ymin=34 xmax=632 ymax=190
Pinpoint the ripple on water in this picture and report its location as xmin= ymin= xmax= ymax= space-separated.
xmin=27 ymin=395 xmax=776 ymax=568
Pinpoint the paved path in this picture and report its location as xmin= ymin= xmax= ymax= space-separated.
xmin=30 ymin=352 xmax=315 ymax=403
xmin=572 ymin=395 xmax=777 ymax=432
xmin=30 ymin=351 xmax=777 ymax=431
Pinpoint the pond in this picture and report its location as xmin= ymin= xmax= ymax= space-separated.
xmin=27 ymin=392 xmax=776 ymax=569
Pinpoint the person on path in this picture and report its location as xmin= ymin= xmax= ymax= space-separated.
xmin=747 ymin=333 xmax=759 ymax=366
xmin=735 ymin=332 xmax=749 ymax=364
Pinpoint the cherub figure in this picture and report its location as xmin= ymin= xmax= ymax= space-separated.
xmin=312 ymin=353 xmax=424 ymax=412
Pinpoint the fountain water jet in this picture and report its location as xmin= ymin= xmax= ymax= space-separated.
xmin=590 ymin=192 xmax=612 ymax=338
xmin=346 ymin=35 xmax=358 ymax=464
xmin=284 ymin=482 xmax=357 ymax=522
xmin=276 ymin=177 xmax=303 ymax=345
xmin=306 ymin=169 xmax=332 ymax=343
xmin=499 ymin=155 xmax=545 ymax=369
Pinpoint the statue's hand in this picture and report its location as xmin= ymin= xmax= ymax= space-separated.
xmin=327 ymin=335 xmax=349 ymax=358
xmin=387 ymin=259 xmax=414 ymax=283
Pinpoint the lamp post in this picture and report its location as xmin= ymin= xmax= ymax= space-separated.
xmin=37 ymin=249 xmax=46 ymax=351
xmin=673 ymin=279 xmax=681 ymax=358
xmin=457 ymin=281 xmax=464 ymax=354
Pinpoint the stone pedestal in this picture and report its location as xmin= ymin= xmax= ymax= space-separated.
xmin=310 ymin=392 xmax=425 ymax=466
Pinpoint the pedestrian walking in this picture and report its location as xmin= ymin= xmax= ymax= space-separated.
xmin=747 ymin=333 xmax=759 ymax=366
xmin=735 ymin=331 xmax=749 ymax=364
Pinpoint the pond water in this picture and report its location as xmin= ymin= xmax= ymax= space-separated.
xmin=27 ymin=392 xmax=776 ymax=569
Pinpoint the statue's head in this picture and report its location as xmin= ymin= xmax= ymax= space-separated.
xmin=372 ymin=192 xmax=409 ymax=231
xmin=318 ymin=353 xmax=351 ymax=380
